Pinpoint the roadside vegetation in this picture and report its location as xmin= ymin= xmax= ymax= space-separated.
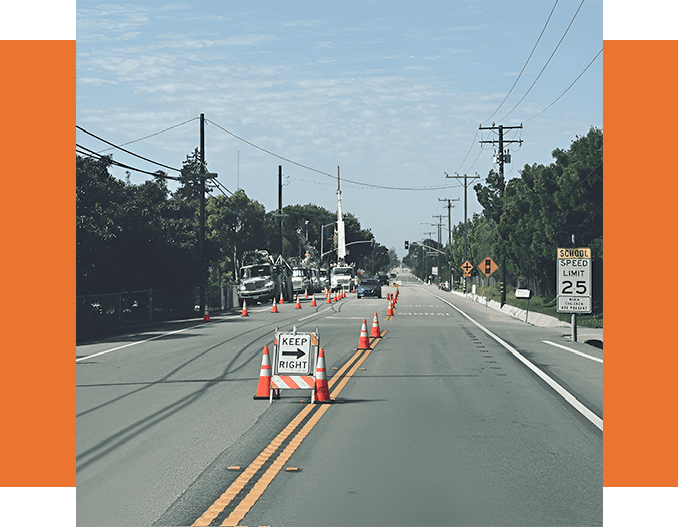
xmin=405 ymin=127 xmax=602 ymax=324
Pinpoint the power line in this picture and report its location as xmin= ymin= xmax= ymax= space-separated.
xmin=497 ymin=0 xmax=585 ymax=122
xmin=76 ymin=125 xmax=182 ymax=173
xmin=483 ymin=0 xmax=560 ymax=125
xmin=204 ymin=118 xmax=461 ymax=191
xmin=96 ymin=116 xmax=200 ymax=152
xmin=76 ymin=144 xmax=181 ymax=180
xmin=527 ymin=48 xmax=602 ymax=121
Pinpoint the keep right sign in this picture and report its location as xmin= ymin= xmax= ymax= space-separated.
xmin=557 ymin=247 xmax=592 ymax=313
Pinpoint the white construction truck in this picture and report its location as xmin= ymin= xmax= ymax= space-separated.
xmin=330 ymin=264 xmax=355 ymax=292
xmin=237 ymin=250 xmax=293 ymax=304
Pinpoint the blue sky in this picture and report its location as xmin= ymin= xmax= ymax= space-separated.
xmin=76 ymin=0 xmax=602 ymax=259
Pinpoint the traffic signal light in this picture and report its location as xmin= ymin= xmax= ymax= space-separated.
xmin=404 ymin=241 xmax=409 ymax=249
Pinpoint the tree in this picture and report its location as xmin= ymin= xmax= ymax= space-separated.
xmin=206 ymin=190 xmax=267 ymax=280
xmin=76 ymin=155 xmax=202 ymax=295
xmin=470 ymin=127 xmax=602 ymax=306
xmin=388 ymin=247 xmax=400 ymax=269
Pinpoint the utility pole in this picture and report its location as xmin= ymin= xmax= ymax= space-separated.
xmin=444 ymin=172 xmax=479 ymax=293
xmin=479 ymin=123 xmax=523 ymax=306
xmin=278 ymin=165 xmax=284 ymax=258
xmin=181 ymin=113 xmax=218 ymax=318
xmin=424 ymin=231 xmax=434 ymax=282
xmin=336 ymin=166 xmax=346 ymax=264
xmin=438 ymin=197 xmax=459 ymax=247
xmin=439 ymin=198 xmax=458 ymax=290
xmin=199 ymin=114 xmax=206 ymax=317
xmin=199 ymin=114 xmax=205 ymax=258
xmin=432 ymin=214 xmax=445 ymax=282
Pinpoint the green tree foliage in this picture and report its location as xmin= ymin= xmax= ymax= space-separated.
xmin=274 ymin=203 xmax=374 ymax=266
xmin=402 ymin=238 xmax=444 ymax=281
xmin=76 ymin=155 xmax=201 ymax=295
xmin=469 ymin=127 xmax=603 ymax=308
xmin=205 ymin=189 xmax=267 ymax=281
xmin=446 ymin=213 xmax=498 ymax=280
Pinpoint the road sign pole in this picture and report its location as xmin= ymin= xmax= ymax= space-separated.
xmin=572 ymin=314 xmax=577 ymax=342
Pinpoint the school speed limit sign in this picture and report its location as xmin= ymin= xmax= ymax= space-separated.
xmin=557 ymin=248 xmax=592 ymax=313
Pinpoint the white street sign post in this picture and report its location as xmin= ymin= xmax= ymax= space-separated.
xmin=557 ymin=248 xmax=592 ymax=342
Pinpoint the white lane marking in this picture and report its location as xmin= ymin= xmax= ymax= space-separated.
xmin=542 ymin=340 xmax=603 ymax=363
xmin=76 ymin=324 xmax=203 ymax=363
xmin=428 ymin=290 xmax=603 ymax=431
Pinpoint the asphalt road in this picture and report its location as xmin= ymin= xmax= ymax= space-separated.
xmin=77 ymin=271 xmax=602 ymax=526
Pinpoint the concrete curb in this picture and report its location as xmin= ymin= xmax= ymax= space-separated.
xmin=451 ymin=290 xmax=571 ymax=328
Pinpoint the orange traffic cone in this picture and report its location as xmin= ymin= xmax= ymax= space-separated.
xmin=241 ymin=299 xmax=249 ymax=317
xmin=370 ymin=312 xmax=381 ymax=338
xmin=314 ymin=348 xmax=331 ymax=403
xmin=271 ymin=297 xmax=278 ymax=313
xmin=311 ymin=294 xmax=317 ymax=307
xmin=358 ymin=319 xmax=371 ymax=350
xmin=204 ymin=306 xmax=210 ymax=322
xmin=279 ymin=292 xmax=284 ymax=304
xmin=326 ymin=293 xmax=331 ymax=304
xmin=253 ymin=345 xmax=272 ymax=399
xmin=387 ymin=299 xmax=394 ymax=317
xmin=305 ymin=289 xmax=309 ymax=299
xmin=295 ymin=295 xmax=302 ymax=309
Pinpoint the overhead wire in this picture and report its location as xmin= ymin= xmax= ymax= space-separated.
xmin=526 ymin=48 xmax=602 ymax=121
xmin=204 ymin=118 xmax=461 ymax=191
xmin=457 ymin=0 xmax=586 ymax=175
xmin=96 ymin=116 xmax=200 ymax=152
xmin=77 ymin=125 xmax=182 ymax=173
xmin=497 ymin=0 xmax=586 ymax=122
xmin=482 ymin=0 xmax=560 ymax=125
xmin=451 ymin=0 xmax=558 ymax=174
xmin=76 ymin=143 xmax=181 ymax=180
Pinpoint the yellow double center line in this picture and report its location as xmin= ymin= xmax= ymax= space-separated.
xmin=193 ymin=331 xmax=387 ymax=527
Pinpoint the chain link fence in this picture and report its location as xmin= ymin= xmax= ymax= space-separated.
xmin=77 ymin=284 xmax=239 ymax=342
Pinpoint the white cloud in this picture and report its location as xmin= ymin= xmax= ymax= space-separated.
xmin=282 ymin=19 xmax=324 ymax=27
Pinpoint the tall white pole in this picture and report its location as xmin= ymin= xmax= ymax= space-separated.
xmin=336 ymin=166 xmax=346 ymax=263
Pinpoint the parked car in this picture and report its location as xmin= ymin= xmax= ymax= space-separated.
xmin=357 ymin=278 xmax=382 ymax=299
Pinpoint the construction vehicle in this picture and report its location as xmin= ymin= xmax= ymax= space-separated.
xmin=330 ymin=264 xmax=355 ymax=292
xmin=237 ymin=250 xmax=293 ymax=304
xmin=288 ymin=255 xmax=322 ymax=295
